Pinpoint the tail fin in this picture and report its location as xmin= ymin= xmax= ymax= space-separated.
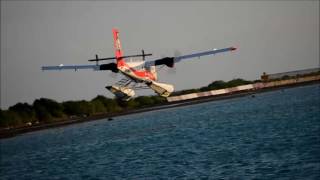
xmin=112 ymin=28 xmax=124 ymax=65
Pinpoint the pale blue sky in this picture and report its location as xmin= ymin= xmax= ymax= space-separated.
xmin=1 ymin=1 xmax=319 ymax=109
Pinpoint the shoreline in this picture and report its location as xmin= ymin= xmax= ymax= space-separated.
xmin=0 ymin=80 xmax=319 ymax=139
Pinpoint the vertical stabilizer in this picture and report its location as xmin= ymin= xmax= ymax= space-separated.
xmin=112 ymin=28 xmax=125 ymax=66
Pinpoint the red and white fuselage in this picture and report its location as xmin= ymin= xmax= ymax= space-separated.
xmin=113 ymin=29 xmax=157 ymax=83
xmin=108 ymin=29 xmax=174 ymax=100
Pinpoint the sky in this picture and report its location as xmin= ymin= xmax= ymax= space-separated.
xmin=1 ymin=0 xmax=319 ymax=109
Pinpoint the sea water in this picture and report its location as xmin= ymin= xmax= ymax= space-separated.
xmin=1 ymin=84 xmax=319 ymax=179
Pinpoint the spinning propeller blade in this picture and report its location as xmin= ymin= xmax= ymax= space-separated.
xmin=142 ymin=49 xmax=145 ymax=61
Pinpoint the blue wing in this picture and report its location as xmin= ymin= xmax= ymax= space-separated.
xmin=145 ymin=47 xmax=236 ymax=67
xmin=42 ymin=64 xmax=100 ymax=71
xmin=174 ymin=47 xmax=236 ymax=62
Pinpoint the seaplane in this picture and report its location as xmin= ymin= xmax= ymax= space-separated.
xmin=42 ymin=28 xmax=237 ymax=101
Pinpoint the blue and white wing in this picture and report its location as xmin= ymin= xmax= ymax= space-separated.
xmin=145 ymin=47 xmax=237 ymax=68
xmin=174 ymin=47 xmax=236 ymax=63
xmin=42 ymin=63 xmax=118 ymax=72
xmin=42 ymin=64 xmax=100 ymax=71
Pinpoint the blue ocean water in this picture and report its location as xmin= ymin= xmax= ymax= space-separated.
xmin=1 ymin=84 xmax=320 ymax=179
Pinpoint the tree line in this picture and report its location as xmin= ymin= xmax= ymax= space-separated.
xmin=0 ymin=95 xmax=166 ymax=129
xmin=0 ymin=78 xmax=253 ymax=129
xmin=171 ymin=78 xmax=253 ymax=96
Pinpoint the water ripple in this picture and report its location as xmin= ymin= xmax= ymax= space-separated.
xmin=1 ymin=84 xmax=320 ymax=179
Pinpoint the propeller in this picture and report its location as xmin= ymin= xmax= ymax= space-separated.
xmin=168 ymin=50 xmax=180 ymax=74
xmin=88 ymin=55 xmax=117 ymax=62
xmin=142 ymin=49 xmax=145 ymax=61
xmin=154 ymin=57 xmax=174 ymax=67
xmin=95 ymin=54 xmax=99 ymax=65
xmin=152 ymin=50 xmax=182 ymax=74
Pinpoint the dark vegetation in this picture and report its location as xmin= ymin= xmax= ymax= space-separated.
xmin=0 ymin=78 xmax=256 ymax=129
xmin=171 ymin=78 xmax=252 ymax=96
xmin=1 ymin=71 xmax=319 ymax=129
xmin=0 ymin=95 xmax=167 ymax=129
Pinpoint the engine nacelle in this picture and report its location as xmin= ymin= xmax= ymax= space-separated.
xmin=99 ymin=63 xmax=119 ymax=73
xmin=154 ymin=57 xmax=174 ymax=68
xmin=106 ymin=85 xmax=135 ymax=101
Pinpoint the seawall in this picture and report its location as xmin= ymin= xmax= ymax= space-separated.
xmin=167 ymin=75 xmax=320 ymax=102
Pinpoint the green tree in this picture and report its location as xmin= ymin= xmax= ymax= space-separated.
xmin=150 ymin=96 xmax=166 ymax=104
xmin=91 ymin=98 xmax=107 ymax=114
xmin=226 ymin=79 xmax=252 ymax=87
xmin=33 ymin=98 xmax=64 ymax=122
xmin=9 ymin=103 xmax=37 ymax=123
xmin=207 ymin=80 xmax=227 ymax=90
xmin=62 ymin=100 xmax=93 ymax=116
xmin=92 ymin=96 xmax=122 ymax=113
xmin=33 ymin=103 xmax=53 ymax=122
xmin=135 ymin=96 xmax=154 ymax=107
xmin=118 ymin=99 xmax=139 ymax=110
xmin=63 ymin=101 xmax=80 ymax=115
xmin=0 ymin=110 xmax=23 ymax=127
